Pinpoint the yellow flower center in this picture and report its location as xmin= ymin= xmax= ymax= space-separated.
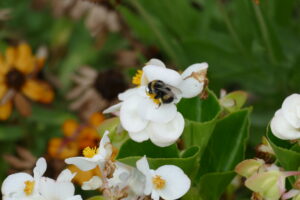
xmin=24 ymin=180 xmax=35 ymax=196
xmin=146 ymin=92 xmax=161 ymax=105
xmin=152 ymin=175 xmax=166 ymax=190
xmin=83 ymin=146 xmax=98 ymax=158
xmin=132 ymin=70 xmax=143 ymax=86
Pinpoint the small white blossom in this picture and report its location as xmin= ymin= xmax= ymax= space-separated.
xmin=65 ymin=130 xmax=112 ymax=171
xmin=1 ymin=158 xmax=46 ymax=200
xmin=271 ymin=94 xmax=300 ymax=140
xmin=1 ymin=158 xmax=82 ymax=200
xmin=104 ymin=59 xmax=208 ymax=147
xmin=39 ymin=169 xmax=82 ymax=200
xmin=136 ymin=156 xmax=191 ymax=200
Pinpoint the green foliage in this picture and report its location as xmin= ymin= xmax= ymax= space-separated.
xmin=117 ymin=139 xmax=200 ymax=176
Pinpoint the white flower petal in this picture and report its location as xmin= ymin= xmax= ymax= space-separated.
xmin=40 ymin=178 xmax=76 ymax=200
xmin=138 ymin=97 xmax=177 ymax=123
xmin=56 ymin=169 xmax=76 ymax=182
xmin=82 ymin=176 xmax=103 ymax=190
xmin=154 ymin=165 xmax=191 ymax=200
xmin=151 ymin=190 xmax=160 ymax=200
xmin=128 ymin=127 xmax=150 ymax=142
xmin=136 ymin=156 xmax=152 ymax=195
xmin=120 ymin=95 xmax=148 ymax=132
xmin=143 ymin=65 xmax=182 ymax=87
xmin=282 ymin=94 xmax=300 ymax=128
xmin=181 ymin=63 xmax=208 ymax=79
xmin=178 ymin=78 xmax=204 ymax=98
xmin=118 ymin=88 xmax=140 ymax=101
xmin=149 ymin=113 xmax=184 ymax=147
xmin=33 ymin=157 xmax=47 ymax=179
xmin=1 ymin=173 xmax=33 ymax=197
xmin=65 ymin=157 xmax=98 ymax=171
xmin=103 ymin=103 xmax=122 ymax=114
xmin=270 ymin=110 xmax=300 ymax=140
xmin=146 ymin=58 xmax=166 ymax=68
xmin=178 ymin=63 xmax=208 ymax=98
xmin=98 ymin=130 xmax=112 ymax=160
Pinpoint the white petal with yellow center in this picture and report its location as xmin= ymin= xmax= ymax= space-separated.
xmin=281 ymin=94 xmax=300 ymax=128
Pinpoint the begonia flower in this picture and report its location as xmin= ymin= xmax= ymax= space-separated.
xmin=104 ymin=59 xmax=208 ymax=147
xmin=136 ymin=156 xmax=190 ymax=200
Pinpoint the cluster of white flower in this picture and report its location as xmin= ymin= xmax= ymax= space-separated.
xmin=104 ymin=59 xmax=208 ymax=147
xmin=271 ymin=94 xmax=300 ymax=140
xmin=1 ymin=157 xmax=81 ymax=200
xmin=2 ymin=131 xmax=191 ymax=200
xmin=65 ymin=131 xmax=191 ymax=200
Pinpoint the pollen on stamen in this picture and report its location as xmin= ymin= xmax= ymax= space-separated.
xmin=83 ymin=146 xmax=98 ymax=158
xmin=132 ymin=70 xmax=143 ymax=86
xmin=24 ymin=180 xmax=35 ymax=196
xmin=152 ymin=175 xmax=166 ymax=190
xmin=146 ymin=92 xmax=161 ymax=105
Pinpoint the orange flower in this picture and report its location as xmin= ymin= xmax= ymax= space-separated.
xmin=48 ymin=138 xmax=79 ymax=159
xmin=0 ymin=43 xmax=54 ymax=120
xmin=48 ymin=113 xmax=105 ymax=160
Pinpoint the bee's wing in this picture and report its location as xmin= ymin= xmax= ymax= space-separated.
xmin=165 ymin=84 xmax=182 ymax=100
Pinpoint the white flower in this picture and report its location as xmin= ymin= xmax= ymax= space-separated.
xmin=104 ymin=59 xmax=208 ymax=147
xmin=65 ymin=130 xmax=112 ymax=171
xmin=39 ymin=169 xmax=82 ymax=200
xmin=136 ymin=156 xmax=191 ymax=200
xmin=1 ymin=158 xmax=46 ymax=200
xmin=270 ymin=94 xmax=300 ymax=140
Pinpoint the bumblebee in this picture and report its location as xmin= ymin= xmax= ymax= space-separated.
xmin=147 ymin=80 xmax=177 ymax=105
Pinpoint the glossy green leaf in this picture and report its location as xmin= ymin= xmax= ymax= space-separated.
xmin=178 ymin=90 xmax=222 ymax=158
xmin=198 ymin=171 xmax=236 ymax=200
xmin=117 ymin=140 xmax=179 ymax=159
xmin=117 ymin=145 xmax=200 ymax=176
xmin=199 ymin=108 xmax=251 ymax=175
xmin=196 ymin=108 xmax=250 ymax=200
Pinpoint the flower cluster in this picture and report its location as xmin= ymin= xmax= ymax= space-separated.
xmin=65 ymin=130 xmax=191 ymax=200
xmin=271 ymin=94 xmax=300 ymax=140
xmin=1 ymin=157 xmax=81 ymax=200
xmin=104 ymin=59 xmax=208 ymax=147
xmin=0 ymin=43 xmax=54 ymax=120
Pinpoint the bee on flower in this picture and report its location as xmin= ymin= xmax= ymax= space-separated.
xmin=104 ymin=58 xmax=209 ymax=147
xmin=0 ymin=43 xmax=54 ymax=120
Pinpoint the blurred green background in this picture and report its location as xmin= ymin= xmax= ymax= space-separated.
xmin=0 ymin=0 xmax=300 ymax=199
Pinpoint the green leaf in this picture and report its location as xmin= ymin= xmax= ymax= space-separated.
xmin=178 ymin=90 xmax=222 ymax=157
xmin=199 ymin=108 xmax=251 ymax=175
xmin=178 ymin=90 xmax=221 ymax=122
xmin=117 ymin=140 xmax=179 ymax=159
xmin=0 ymin=125 xmax=23 ymax=141
xmin=198 ymin=171 xmax=236 ymax=200
xmin=117 ymin=145 xmax=200 ymax=176
xmin=196 ymin=108 xmax=251 ymax=200
xmin=267 ymin=127 xmax=300 ymax=183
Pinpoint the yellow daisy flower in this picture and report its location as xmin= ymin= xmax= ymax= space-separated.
xmin=0 ymin=43 xmax=54 ymax=120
